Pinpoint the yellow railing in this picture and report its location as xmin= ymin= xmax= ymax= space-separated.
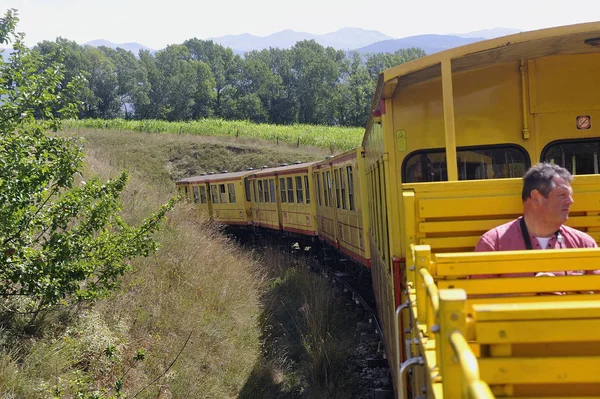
xmin=449 ymin=332 xmax=494 ymax=399
xmin=397 ymin=244 xmax=494 ymax=399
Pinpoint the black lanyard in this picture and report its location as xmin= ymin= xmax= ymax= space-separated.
xmin=519 ymin=217 xmax=562 ymax=250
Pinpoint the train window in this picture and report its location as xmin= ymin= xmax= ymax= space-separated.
xmin=314 ymin=175 xmax=320 ymax=205
xmin=269 ymin=179 xmax=276 ymax=203
xmin=253 ymin=181 xmax=257 ymax=202
xmin=263 ymin=179 xmax=270 ymax=203
xmin=287 ymin=177 xmax=294 ymax=203
xmin=228 ymin=183 xmax=236 ymax=203
xmin=219 ymin=184 xmax=227 ymax=203
xmin=295 ymin=176 xmax=304 ymax=203
xmin=402 ymin=145 xmax=530 ymax=182
xmin=340 ymin=169 xmax=347 ymax=210
xmin=184 ymin=186 xmax=189 ymax=201
xmin=326 ymin=171 xmax=333 ymax=207
xmin=211 ymin=184 xmax=218 ymax=203
xmin=280 ymin=178 xmax=287 ymax=203
xmin=541 ymin=139 xmax=600 ymax=175
xmin=199 ymin=186 xmax=207 ymax=204
xmin=322 ymin=173 xmax=328 ymax=207
xmin=369 ymin=170 xmax=376 ymax=243
xmin=347 ymin=166 xmax=355 ymax=211
xmin=257 ymin=180 xmax=263 ymax=203
xmin=244 ymin=178 xmax=251 ymax=202
xmin=334 ymin=169 xmax=341 ymax=209
xmin=304 ymin=176 xmax=310 ymax=204
xmin=192 ymin=186 xmax=199 ymax=203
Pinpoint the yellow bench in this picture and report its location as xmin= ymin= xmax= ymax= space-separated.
xmin=439 ymin=291 xmax=600 ymax=398
xmin=402 ymin=175 xmax=600 ymax=253
xmin=400 ymin=245 xmax=600 ymax=399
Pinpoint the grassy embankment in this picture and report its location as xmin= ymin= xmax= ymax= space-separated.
xmin=64 ymin=118 xmax=365 ymax=152
xmin=0 ymin=127 xmax=364 ymax=398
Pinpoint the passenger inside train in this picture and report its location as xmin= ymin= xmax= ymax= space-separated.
xmin=475 ymin=162 xmax=597 ymax=252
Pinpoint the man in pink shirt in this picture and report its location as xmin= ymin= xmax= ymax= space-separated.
xmin=474 ymin=163 xmax=597 ymax=280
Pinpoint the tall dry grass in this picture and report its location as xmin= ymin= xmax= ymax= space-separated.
xmin=0 ymin=147 xmax=266 ymax=398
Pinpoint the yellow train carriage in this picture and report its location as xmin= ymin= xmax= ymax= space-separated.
xmin=249 ymin=167 xmax=281 ymax=231
xmin=175 ymin=176 xmax=211 ymax=218
xmin=277 ymin=162 xmax=318 ymax=236
xmin=249 ymin=163 xmax=318 ymax=234
xmin=176 ymin=171 xmax=253 ymax=226
xmin=314 ymin=149 xmax=371 ymax=267
xmin=363 ymin=22 xmax=600 ymax=398
xmin=313 ymin=157 xmax=337 ymax=248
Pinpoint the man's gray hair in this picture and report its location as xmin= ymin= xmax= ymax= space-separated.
xmin=522 ymin=163 xmax=573 ymax=201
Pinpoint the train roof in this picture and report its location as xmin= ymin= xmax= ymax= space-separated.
xmin=366 ymin=21 xmax=600 ymax=143
xmin=313 ymin=148 xmax=359 ymax=169
xmin=381 ymin=22 xmax=600 ymax=93
xmin=249 ymin=161 xmax=317 ymax=178
xmin=176 ymin=170 xmax=253 ymax=185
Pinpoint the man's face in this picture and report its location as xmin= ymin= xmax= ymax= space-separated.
xmin=539 ymin=176 xmax=574 ymax=223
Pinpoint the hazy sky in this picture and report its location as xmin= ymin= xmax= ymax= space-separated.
xmin=3 ymin=0 xmax=600 ymax=49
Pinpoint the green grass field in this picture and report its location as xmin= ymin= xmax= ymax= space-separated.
xmin=64 ymin=118 xmax=365 ymax=152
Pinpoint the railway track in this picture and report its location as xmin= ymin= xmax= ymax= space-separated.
xmin=281 ymin=235 xmax=395 ymax=398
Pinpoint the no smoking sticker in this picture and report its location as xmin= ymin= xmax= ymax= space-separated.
xmin=576 ymin=115 xmax=591 ymax=130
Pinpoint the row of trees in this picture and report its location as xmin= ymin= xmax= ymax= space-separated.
xmin=33 ymin=38 xmax=425 ymax=127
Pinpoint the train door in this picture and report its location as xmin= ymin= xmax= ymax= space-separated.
xmin=274 ymin=176 xmax=283 ymax=230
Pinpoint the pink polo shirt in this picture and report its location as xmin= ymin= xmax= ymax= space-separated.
xmin=475 ymin=217 xmax=597 ymax=252
xmin=473 ymin=217 xmax=597 ymax=279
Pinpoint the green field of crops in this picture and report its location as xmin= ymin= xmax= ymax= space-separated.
xmin=64 ymin=118 xmax=365 ymax=151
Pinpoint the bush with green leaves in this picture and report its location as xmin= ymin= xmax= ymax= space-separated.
xmin=0 ymin=9 xmax=174 ymax=314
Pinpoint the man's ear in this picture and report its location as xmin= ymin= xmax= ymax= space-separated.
xmin=530 ymin=189 xmax=542 ymax=204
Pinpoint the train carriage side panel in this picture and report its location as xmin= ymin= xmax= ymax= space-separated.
xmin=194 ymin=182 xmax=211 ymax=218
xmin=206 ymin=173 xmax=252 ymax=225
xmin=249 ymin=169 xmax=281 ymax=231
xmin=356 ymin=147 xmax=371 ymax=267
xmin=363 ymin=118 xmax=403 ymax=393
xmin=329 ymin=148 xmax=371 ymax=267
xmin=314 ymin=159 xmax=338 ymax=249
xmin=278 ymin=163 xmax=319 ymax=236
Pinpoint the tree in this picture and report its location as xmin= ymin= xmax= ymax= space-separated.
xmin=365 ymin=48 xmax=427 ymax=81
xmin=101 ymin=46 xmax=150 ymax=119
xmin=336 ymin=51 xmax=373 ymax=127
xmin=154 ymin=44 xmax=198 ymax=121
xmin=184 ymin=39 xmax=242 ymax=118
xmin=190 ymin=59 xmax=215 ymax=119
xmin=35 ymin=39 xmax=121 ymax=119
xmin=291 ymin=40 xmax=341 ymax=125
xmin=267 ymin=48 xmax=298 ymax=124
xmin=0 ymin=9 xmax=174 ymax=313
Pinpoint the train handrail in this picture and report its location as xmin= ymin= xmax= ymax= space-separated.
xmin=394 ymin=301 xmax=412 ymax=399
xmin=449 ymin=332 xmax=494 ymax=399
xmin=419 ymin=268 xmax=440 ymax=318
xmin=449 ymin=332 xmax=479 ymax=383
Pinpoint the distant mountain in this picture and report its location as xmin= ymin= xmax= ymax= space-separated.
xmin=84 ymin=40 xmax=155 ymax=55
xmin=209 ymin=27 xmax=392 ymax=52
xmin=354 ymin=34 xmax=484 ymax=55
xmin=454 ymin=28 xmax=522 ymax=39
xmin=82 ymin=26 xmax=522 ymax=57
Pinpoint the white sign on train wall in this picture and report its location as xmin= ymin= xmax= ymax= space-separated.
xmin=576 ymin=115 xmax=591 ymax=130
